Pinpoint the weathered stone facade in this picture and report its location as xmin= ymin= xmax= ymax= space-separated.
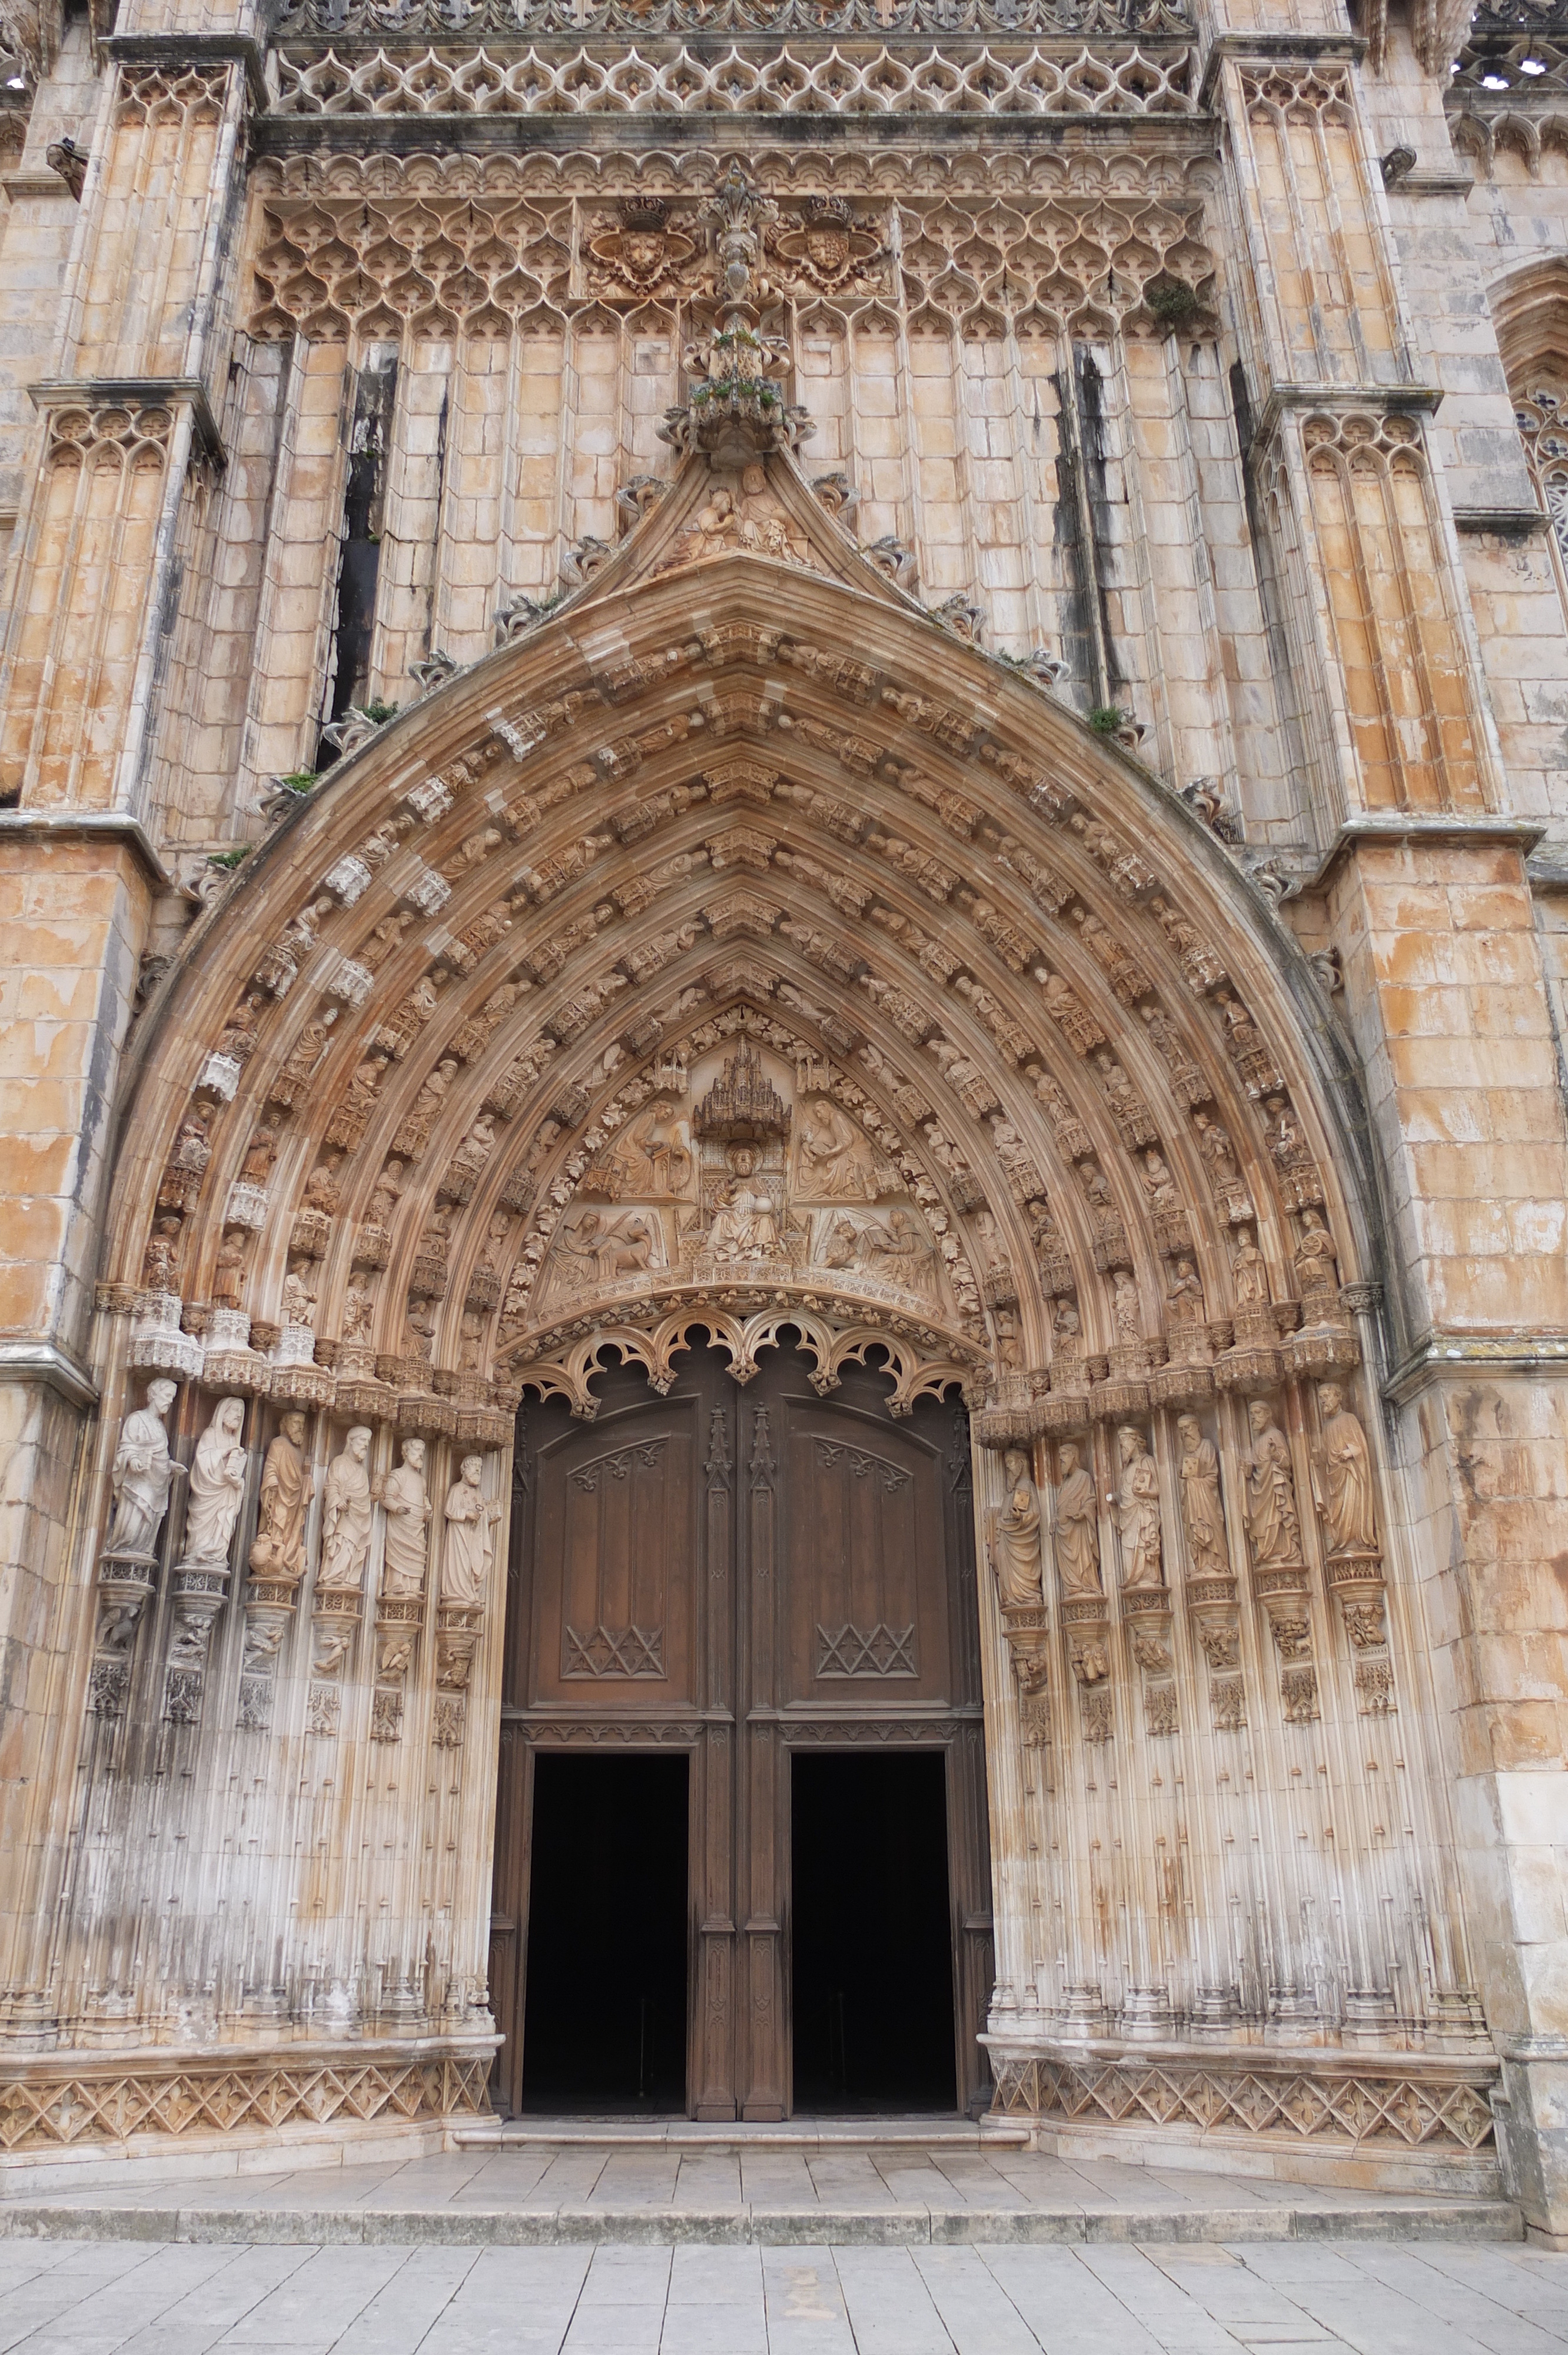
xmin=0 ymin=0 xmax=1566 ymax=2241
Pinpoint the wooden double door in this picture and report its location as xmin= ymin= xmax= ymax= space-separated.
xmin=491 ymin=1343 xmax=993 ymax=2119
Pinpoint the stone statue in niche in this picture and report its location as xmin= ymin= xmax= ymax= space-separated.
xmin=707 ymin=1146 xmax=785 ymax=1260
xmin=181 ymin=1398 xmax=248 ymax=1567
xmin=1115 ymin=1425 xmax=1165 ymax=1591
xmin=377 ymin=1438 xmax=431 ymax=1601
xmin=1054 ymin=1442 xmax=1102 ymax=1600
xmin=1243 ymin=1400 xmax=1304 ymax=1570
xmin=104 ymin=1378 xmax=179 ymax=1560
xmin=792 ymin=1097 xmax=886 ymax=1201
xmin=1313 ymin=1384 xmax=1380 ymax=1559
xmin=318 ymin=1427 xmax=374 ymax=1596
xmin=441 ymin=1456 xmax=502 ymax=1608
xmin=989 ymin=1449 xmax=1045 ymax=1608
xmin=1176 ymin=1414 xmax=1228 ymax=1581
xmin=249 ymin=1411 xmax=310 ymax=1581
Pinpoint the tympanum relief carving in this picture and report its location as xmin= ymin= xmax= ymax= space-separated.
xmin=536 ymin=1036 xmax=957 ymax=1329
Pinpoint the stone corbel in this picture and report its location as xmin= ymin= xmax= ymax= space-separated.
xmin=1187 ymin=1571 xmax=1245 ymax=1733
xmin=308 ymin=1598 xmax=359 ymax=1736
xmin=371 ymin=1594 xmax=424 ymax=1744
xmin=433 ymin=1604 xmax=483 ymax=1749
xmin=1062 ymin=1597 xmax=1112 ymax=1744
xmin=163 ymin=1565 xmax=230 ymax=1725
xmin=999 ymin=1601 xmax=1051 ymax=1748
xmin=1124 ymin=1587 xmax=1178 ymax=1739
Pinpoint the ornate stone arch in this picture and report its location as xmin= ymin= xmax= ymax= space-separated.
xmin=111 ymin=505 xmax=1378 ymax=1401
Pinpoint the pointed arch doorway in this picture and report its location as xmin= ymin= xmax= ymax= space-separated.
xmin=490 ymin=1339 xmax=993 ymax=2121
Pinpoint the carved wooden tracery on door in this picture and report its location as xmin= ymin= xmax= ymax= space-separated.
xmin=491 ymin=1342 xmax=992 ymax=2120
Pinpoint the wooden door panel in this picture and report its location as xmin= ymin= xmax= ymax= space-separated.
xmin=495 ymin=1349 xmax=990 ymax=2120
xmin=529 ymin=1400 xmax=700 ymax=1708
xmin=780 ymin=1399 xmax=950 ymax=1706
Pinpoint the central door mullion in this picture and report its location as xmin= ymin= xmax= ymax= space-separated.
xmin=741 ymin=1388 xmax=786 ymax=2120
xmin=695 ymin=1379 xmax=737 ymax=2119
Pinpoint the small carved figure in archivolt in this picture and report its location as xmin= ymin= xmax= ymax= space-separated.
xmin=1231 ymin=1226 xmax=1270 ymax=1306
xmin=442 ymin=1455 xmax=502 ymax=1609
xmin=1176 ymin=1414 xmax=1228 ymax=1581
xmin=990 ymin=1448 xmax=1045 ymax=1609
xmin=377 ymin=1437 xmax=431 ymax=1601
xmin=1116 ymin=1426 xmax=1164 ymax=1592
xmin=1244 ymin=1400 xmax=1303 ymax=1570
xmin=249 ymin=1411 xmax=310 ymax=1582
xmin=182 ymin=1399 xmax=248 ymax=1567
xmin=1294 ymin=1206 xmax=1341 ymax=1306
xmin=1054 ymin=1442 xmax=1102 ymax=1600
xmin=104 ymin=1378 xmax=179 ymax=1561
xmin=318 ymin=1427 xmax=374 ymax=1596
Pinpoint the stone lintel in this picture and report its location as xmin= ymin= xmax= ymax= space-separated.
xmin=1305 ymin=814 xmax=1546 ymax=897
xmin=1453 ymin=505 xmax=1550 ymax=537
xmin=1249 ymin=384 xmax=1446 ymax=454
xmin=253 ymin=111 xmax=1221 ymax=160
xmin=1 ymin=171 xmax=72 ymax=201
xmin=101 ymin=31 xmax=269 ymax=114
xmin=26 ymin=377 xmax=225 ymax=469
xmin=0 ymin=1342 xmax=99 ymax=1411
xmin=1383 ymin=1332 xmax=1568 ymax=1408
xmin=0 ymin=810 xmax=174 ymax=894
xmin=1198 ymin=31 xmax=1366 ymax=111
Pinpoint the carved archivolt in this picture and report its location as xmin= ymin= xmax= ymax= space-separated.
xmin=109 ymin=457 xmax=1367 ymax=1451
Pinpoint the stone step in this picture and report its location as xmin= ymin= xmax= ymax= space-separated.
xmin=454 ymin=2115 xmax=1032 ymax=2150
xmin=0 ymin=2187 xmax=1524 ymax=2250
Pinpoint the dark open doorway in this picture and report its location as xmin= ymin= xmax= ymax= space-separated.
xmin=521 ymin=1752 xmax=689 ymax=2113
xmin=790 ymin=1750 xmax=957 ymax=2114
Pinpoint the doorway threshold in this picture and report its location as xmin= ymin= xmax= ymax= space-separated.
xmin=457 ymin=2115 xmax=1030 ymax=2149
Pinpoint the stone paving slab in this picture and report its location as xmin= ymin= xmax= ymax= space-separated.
xmin=0 ymin=2234 xmax=1562 ymax=2355
xmin=0 ymin=2144 xmax=1523 ymax=2250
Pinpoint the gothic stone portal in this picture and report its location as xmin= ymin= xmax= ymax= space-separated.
xmin=491 ymin=1346 xmax=992 ymax=2120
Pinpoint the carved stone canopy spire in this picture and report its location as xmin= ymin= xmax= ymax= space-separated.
xmin=692 ymin=1037 xmax=791 ymax=1143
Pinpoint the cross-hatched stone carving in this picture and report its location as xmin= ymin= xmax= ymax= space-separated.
xmin=990 ymin=2055 xmax=1499 ymax=2153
